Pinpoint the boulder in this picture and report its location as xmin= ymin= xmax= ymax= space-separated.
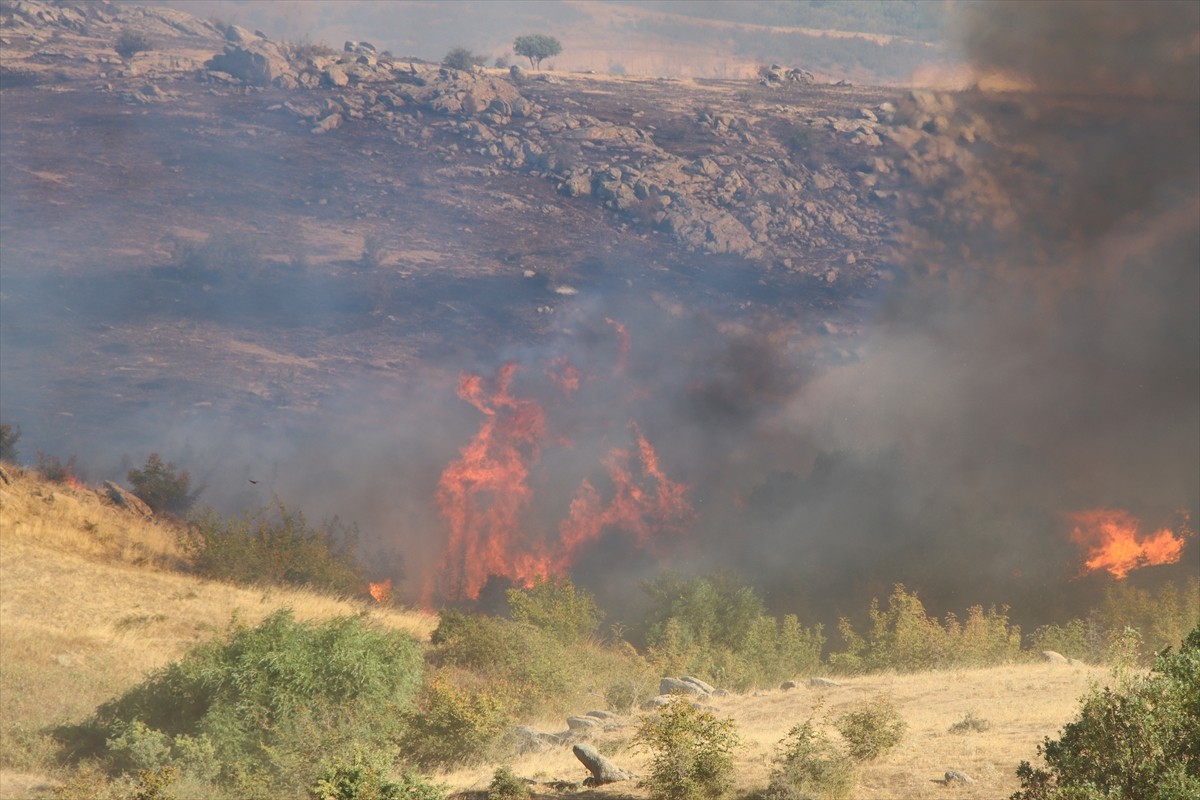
xmin=572 ymin=743 xmax=632 ymax=785
xmin=1041 ymin=650 xmax=1069 ymax=665
xmin=103 ymin=481 xmax=152 ymax=517
xmin=566 ymin=715 xmax=602 ymax=732
xmin=205 ymin=40 xmax=293 ymax=86
xmin=944 ymin=770 xmax=975 ymax=784
xmin=808 ymin=677 xmax=841 ymax=688
xmin=680 ymin=676 xmax=716 ymax=694
xmin=660 ymin=677 xmax=707 ymax=697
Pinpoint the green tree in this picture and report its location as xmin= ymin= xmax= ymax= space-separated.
xmin=513 ymin=34 xmax=562 ymax=70
xmin=1011 ymin=624 xmax=1200 ymax=799
xmin=127 ymin=453 xmax=199 ymax=516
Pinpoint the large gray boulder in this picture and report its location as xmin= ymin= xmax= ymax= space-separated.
xmin=573 ymin=743 xmax=632 ymax=785
xmin=103 ymin=481 xmax=152 ymax=517
xmin=660 ymin=677 xmax=707 ymax=697
xmin=206 ymin=38 xmax=293 ymax=86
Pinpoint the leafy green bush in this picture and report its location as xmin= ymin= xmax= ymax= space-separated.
xmin=64 ymin=610 xmax=423 ymax=797
xmin=506 ymin=576 xmax=602 ymax=642
xmin=634 ymin=696 xmax=741 ymax=800
xmin=765 ymin=720 xmax=857 ymax=800
xmin=180 ymin=500 xmax=363 ymax=595
xmin=0 ymin=422 xmax=20 ymax=462
xmin=829 ymin=584 xmax=1020 ymax=672
xmin=642 ymin=573 xmax=824 ymax=691
xmin=399 ymin=674 xmax=509 ymax=770
xmin=309 ymin=747 xmax=446 ymax=800
xmin=127 ymin=454 xmax=199 ymax=517
xmin=1011 ymin=624 xmax=1200 ymax=800
xmin=834 ymin=696 xmax=906 ymax=761
xmin=1028 ymin=618 xmax=1102 ymax=663
xmin=513 ymin=34 xmax=562 ymax=70
xmin=486 ymin=766 xmax=531 ymax=800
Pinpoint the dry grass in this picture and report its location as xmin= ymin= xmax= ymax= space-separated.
xmin=0 ymin=466 xmax=1110 ymax=799
xmin=0 ymin=467 xmax=435 ymax=796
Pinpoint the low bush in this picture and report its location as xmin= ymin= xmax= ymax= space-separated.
xmin=835 ymin=695 xmax=906 ymax=761
xmin=1011 ymin=623 xmax=1200 ymax=799
xmin=443 ymin=46 xmax=486 ymax=71
xmin=180 ymin=500 xmax=363 ymax=595
xmin=309 ymin=747 xmax=445 ymax=800
xmin=36 ymin=451 xmax=79 ymax=484
xmin=127 ymin=453 xmax=199 ymax=517
xmin=61 ymin=610 xmax=423 ymax=798
xmin=169 ymin=235 xmax=263 ymax=284
xmin=634 ymin=696 xmax=741 ymax=800
xmin=765 ymin=720 xmax=857 ymax=800
xmin=948 ymin=711 xmax=992 ymax=734
xmin=486 ymin=766 xmax=531 ymax=800
xmin=399 ymin=674 xmax=509 ymax=770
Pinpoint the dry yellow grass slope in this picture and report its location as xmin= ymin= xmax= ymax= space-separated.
xmin=0 ymin=465 xmax=1111 ymax=799
xmin=0 ymin=466 xmax=435 ymax=798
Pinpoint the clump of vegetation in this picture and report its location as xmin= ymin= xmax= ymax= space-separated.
xmin=487 ymin=766 xmax=531 ymax=800
xmin=829 ymin=584 xmax=1021 ymax=673
xmin=1011 ymin=623 xmax=1200 ymax=799
xmin=309 ymin=747 xmax=445 ymax=800
xmin=61 ymin=610 xmax=423 ymax=798
xmin=948 ymin=711 xmax=992 ymax=734
xmin=642 ymin=572 xmax=825 ymax=691
xmin=506 ymin=575 xmax=602 ymax=642
xmin=114 ymin=28 xmax=151 ymax=59
xmin=36 ymin=451 xmax=79 ymax=484
xmin=399 ymin=674 xmax=510 ymax=770
xmin=442 ymin=46 xmax=486 ymax=72
xmin=286 ymin=39 xmax=337 ymax=61
xmin=169 ymin=235 xmax=264 ymax=284
xmin=127 ymin=453 xmax=199 ymax=517
xmin=513 ymin=34 xmax=562 ymax=70
xmin=634 ymin=695 xmax=741 ymax=800
xmin=765 ymin=720 xmax=857 ymax=800
xmin=180 ymin=500 xmax=363 ymax=596
xmin=835 ymin=695 xmax=906 ymax=761
xmin=0 ymin=422 xmax=20 ymax=462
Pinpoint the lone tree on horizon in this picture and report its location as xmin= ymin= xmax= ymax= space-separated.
xmin=514 ymin=34 xmax=562 ymax=70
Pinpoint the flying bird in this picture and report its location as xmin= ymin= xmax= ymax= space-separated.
xmin=248 ymin=479 xmax=259 ymax=484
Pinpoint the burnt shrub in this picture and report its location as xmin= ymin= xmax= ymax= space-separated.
xmin=36 ymin=451 xmax=79 ymax=484
xmin=0 ymin=422 xmax=20 ymax=462
xmin=127 ymin=453 xmax=200 ymax=516
xmin=442 ymin=46 xmax=486 ymax=71
xmin=180 ymin=500 xmax=363 ymax=595
xmin=114 ymin=28 xmax=151 ymax=59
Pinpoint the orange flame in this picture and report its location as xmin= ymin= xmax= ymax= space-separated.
xmin=546 ymin=355 xmax=580 ymax=397
xmin=1068 ymin=508 xmax=1193 ymax=579
xmin=369 ymin=579 xmax=393 ymax=605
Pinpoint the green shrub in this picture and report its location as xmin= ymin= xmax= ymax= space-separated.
xmin=115 ymin=28 xmax=151 ymax=59
xmin=442 ymin=46 xmax=486 ymax=71
xmin=309 ymin=747 xmax=446 ymax=800
xmin=634 ymin=696 xmax=740 ymax=800
xmin=605 ymin=677 xmax=649 ymax=714
xmin=835 ymin=695 xmax=906 ymax=761
xmin=399 ymin=674 xmax=509 ymax=769
xmin=642 ymin=573 xmax=824 ymax=691
xmin=1029 ymin=618 xmax=1102 ymax=663
xmin=127 ymin=454 xmax=199 ymax=517
xmin=64 ymin=610 xmax=423 ymax=797
xmin=180 ymin=500 xmax=363 ymax=595
xmin=506 ymin=575 xmax=602 ymax=642
xmin=766 ymin=720 xmax=857 ymax=800
xmin=830 ymin=584 xmax=1020 ymax=672
xmin=1011 ymin=624 xmax=1200 ymax=800
xmin=0 ymin=422 xmax=20 ymax=462
xmin=1093 ymin=578 xmax=1200 ymax=663
xmin=486 ymin=766 xmax=531 ymax=800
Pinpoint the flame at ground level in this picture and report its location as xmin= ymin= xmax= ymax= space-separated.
xmin=1068 ymin=508 xmax=1193 ymax=579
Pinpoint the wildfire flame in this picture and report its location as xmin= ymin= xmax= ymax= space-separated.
xmin=368 ymin=578 xmax=393 ymax=605
xmin=1068 ymin=508 xmax=1193 ymax=579
xmin=428 ymin=323 xmax=694 ymax=603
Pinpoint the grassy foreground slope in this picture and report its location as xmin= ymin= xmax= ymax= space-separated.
xmin=0 ymin=466 xmax=1112 ymax=798
xmin=0 ymin=467 xmax=434 ymax=798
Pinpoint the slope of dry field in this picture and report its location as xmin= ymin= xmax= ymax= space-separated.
xmin=0 ymin=466 xmax=1109 ymax=799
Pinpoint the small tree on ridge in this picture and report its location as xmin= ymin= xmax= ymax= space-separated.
xmin=513 ymin=34 xmax=562 ymax=70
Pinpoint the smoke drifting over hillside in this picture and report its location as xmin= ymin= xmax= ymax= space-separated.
xmin=1 ymin=2 xmax=1196 ymax=631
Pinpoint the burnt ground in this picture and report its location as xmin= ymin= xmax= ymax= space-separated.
xmin=0 ymin=66 xmax=896 ymax=455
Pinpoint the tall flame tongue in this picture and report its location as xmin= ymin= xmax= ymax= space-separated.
xmin=432 ymin=364 xmax=548 ymax=602
xmin=1068 ymin=508 xmax=1193 ymax=579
